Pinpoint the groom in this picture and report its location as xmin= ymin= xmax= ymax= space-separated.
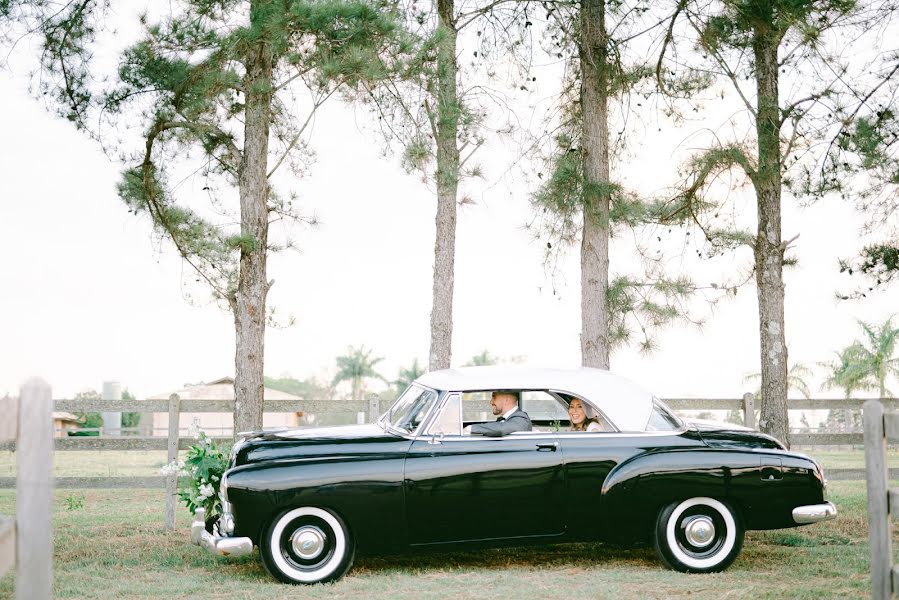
xmin=465 ymin=391 xmax=531 ymax=437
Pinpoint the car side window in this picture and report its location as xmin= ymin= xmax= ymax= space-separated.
xmin=558 ymin=393 xmax=615 ymax=432
xmin=645 ymin=400 xmax=683 ymax=432
xmin=428 ymin=394 xmax=461 ymax=436
xmin=462 ymin=391 xmax=493 ymax=423
xmin=522 ymin=391 xmax=568 ymax=421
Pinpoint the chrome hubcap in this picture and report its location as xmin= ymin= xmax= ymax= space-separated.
xmin=684 ymin=516 xmax=715 ymax=548
xmin=290 ymin=525 xmax=326 ymax=560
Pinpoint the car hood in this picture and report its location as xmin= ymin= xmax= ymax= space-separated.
xmin=232 ymin=423 xmax=409 ymax=467
xmin=244 ymin=423 xmax=393 ymax=441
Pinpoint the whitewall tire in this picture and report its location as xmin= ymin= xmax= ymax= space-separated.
xmin=260 ymin=506 xmax=355 ymax=584
xmin=653 ymin=497 xmax=744 ymax=573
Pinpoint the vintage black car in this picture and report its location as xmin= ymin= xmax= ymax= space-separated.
xmin=190 ymin=366 xmax=836 ymax=584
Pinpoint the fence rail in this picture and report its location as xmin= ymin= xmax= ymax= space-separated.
xmin=1 ymin=395 xmax=892 ymax=502
xmin=53 ymin=398 xmax=369 ymax=413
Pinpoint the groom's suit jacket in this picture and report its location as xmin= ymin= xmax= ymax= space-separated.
xmin=470 ymin=408 xmax=532 ymax=437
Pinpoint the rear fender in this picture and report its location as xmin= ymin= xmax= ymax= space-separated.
xmin=599 ymin=449 xmax=769 ymax=538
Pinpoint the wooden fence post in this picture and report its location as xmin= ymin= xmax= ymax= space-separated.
xmin=164 ymin=393 xmax=180 ymax=531
xmin=17 ymin=378 xmax=53 ymax=600
xmin=864 ymin=399 xmax=892 ymax=600
xmin=367 ymin=394 xmax=380 ymax=424
xmin=742 ymin=393 xmax=756 ymax=429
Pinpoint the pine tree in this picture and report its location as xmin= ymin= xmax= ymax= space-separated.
xmin=529 ymin=2 xmax=710 ymax=360
xmin=364 ymin=0 xmax=536 ymax=371
xmin=657 ymin=0 xmax=895 ymax=446
xmin=2 ymin=0 xmax=406 ymax=436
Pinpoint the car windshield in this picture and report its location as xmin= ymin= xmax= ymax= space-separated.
xmin=383 ymin=384 xmax=439 ymax=433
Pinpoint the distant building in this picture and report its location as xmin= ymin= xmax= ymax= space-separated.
xmin=52 ymin=412 xmax=81 ymax=437
xmin=148 ymin=377 xmax=301 ymax=437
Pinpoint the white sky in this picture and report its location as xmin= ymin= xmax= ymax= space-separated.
xmin=1 ymin=8 xmax=897 ymax=401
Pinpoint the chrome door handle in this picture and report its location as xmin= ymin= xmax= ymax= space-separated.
xmin=536 ymin=442 xmax=558 ymax=452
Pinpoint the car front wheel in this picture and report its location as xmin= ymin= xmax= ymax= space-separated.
xmin=260 ymin=506 xmax=355 ymax=585
xmin=653 ymin=496 xmax=744 ymax=573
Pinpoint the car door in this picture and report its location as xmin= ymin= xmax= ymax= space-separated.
xmin=556 ymin=430 xmax=643 ymax=539
xmin=403 ymin=392 xmax=565 ymax=544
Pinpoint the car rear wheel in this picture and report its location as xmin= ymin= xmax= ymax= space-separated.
xmin=653 ymin=497 xmax=744 ymax=573
xmin=260 ymin=506 xmax=355 ymax=585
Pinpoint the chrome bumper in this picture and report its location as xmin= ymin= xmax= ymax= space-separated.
xmin=190 ymin=508 xmax=254 ymax=557
xmin=792 ymin=501 xmax=838 ymax=525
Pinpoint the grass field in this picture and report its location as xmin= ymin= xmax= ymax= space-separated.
xmin=0 ymin=478 xmax=889 ymax=599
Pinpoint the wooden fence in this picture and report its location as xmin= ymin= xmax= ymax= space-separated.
xmin=0 ymin=393 xmax=893 ymax=524
xmin=0 ymin=379 xmax=53 ymax=599
xmin=862 ymin=399 xmax=899 ymax=599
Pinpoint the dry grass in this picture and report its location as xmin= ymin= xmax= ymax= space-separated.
xmin=0 ymin=480 xmax=884 ymax=599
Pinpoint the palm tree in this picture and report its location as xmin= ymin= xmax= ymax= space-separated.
xmin=823 ymin=317 xmax=899 ymax=398
xmin=464 ymin=350 xmax=497 ymax=367
xmin=736 ymin=362 xmax=814 ymax=428
xmin=393 ymin=359 xmax=425 ymax=393
xmin=333 ymin=346 xmax=386 ymax=402
xmin=744 ymin=363 xmax=814 ymax=401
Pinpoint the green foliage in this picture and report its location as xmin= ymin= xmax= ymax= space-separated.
xmin=839 ymin=244 xmax=899 ymax=292
xmin=121 ymin=388 xmax=140 ymax=430
xmin=333 ymin=345 xmax=386 ymax=400
xmin=743 ymin=363 xmax=814 ymax=401
xmin=606 ymin=275 xmax=698 ymax=353
xmin=63 ymin=494 xmax=85 ymax=511
xmin=70 ymin=388 xmax=140 ymax=433
xmin=4 ymin=0 xmax=407 ymax=303
xmin=666 ymin=0 xmax=891 ymax=276
xmin=264 ymin=375 xmax=331 ymax=398
xmin=393 ymin=358 xmax=425 ymax=393
xmin=162 ymin=432 xmax=229 ymax=519
xmin=822 ymin=317 xmax=899 ymax=397
xmin=464 ymin=350 xmax=497 ymax=367
xmin=0 ymin=0 xmax=103 ymax=126
xmin=698 ymin=0 xmax=857 ymax=51
xmin=71 ymin=389 xmax=101 ymax=433
xmin=847 ymin=113 xmax=896 ymax=171
xmin=401 ymin=136 xmax=432 ymax=174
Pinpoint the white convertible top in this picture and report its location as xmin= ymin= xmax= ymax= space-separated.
xmin=416 ymin=366 xmax=656 ymax=432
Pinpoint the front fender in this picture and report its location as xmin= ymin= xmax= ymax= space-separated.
xmin=226 ymin=451 xmax=407 ymax=550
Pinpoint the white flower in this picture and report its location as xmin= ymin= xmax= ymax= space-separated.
xmin=197 ymin=483 xmax=215 ymax=500
xmin=160 ymin=460 xmax=183 ymax=476
xmin=211 ymin=475 xmax=219 ymax=482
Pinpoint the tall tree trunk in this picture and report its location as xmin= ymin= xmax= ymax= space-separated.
xmin=753 ymin=28 xmax=790 ymax=447
xmin=352 ymin=377 xmax=361 ymax=403
xmin=428 ymin=0 xmax=459 ymax=372
xmin=579 ymin=0 xmax=611 ymax=369
xmin=233 ymin=34 xmax=273 ymax=437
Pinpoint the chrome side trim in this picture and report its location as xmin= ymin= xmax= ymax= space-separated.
xmin=190 ymin=508 xmax=253 ymax=557
xmin=792 ymin=502 xmax=837 ymax=524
